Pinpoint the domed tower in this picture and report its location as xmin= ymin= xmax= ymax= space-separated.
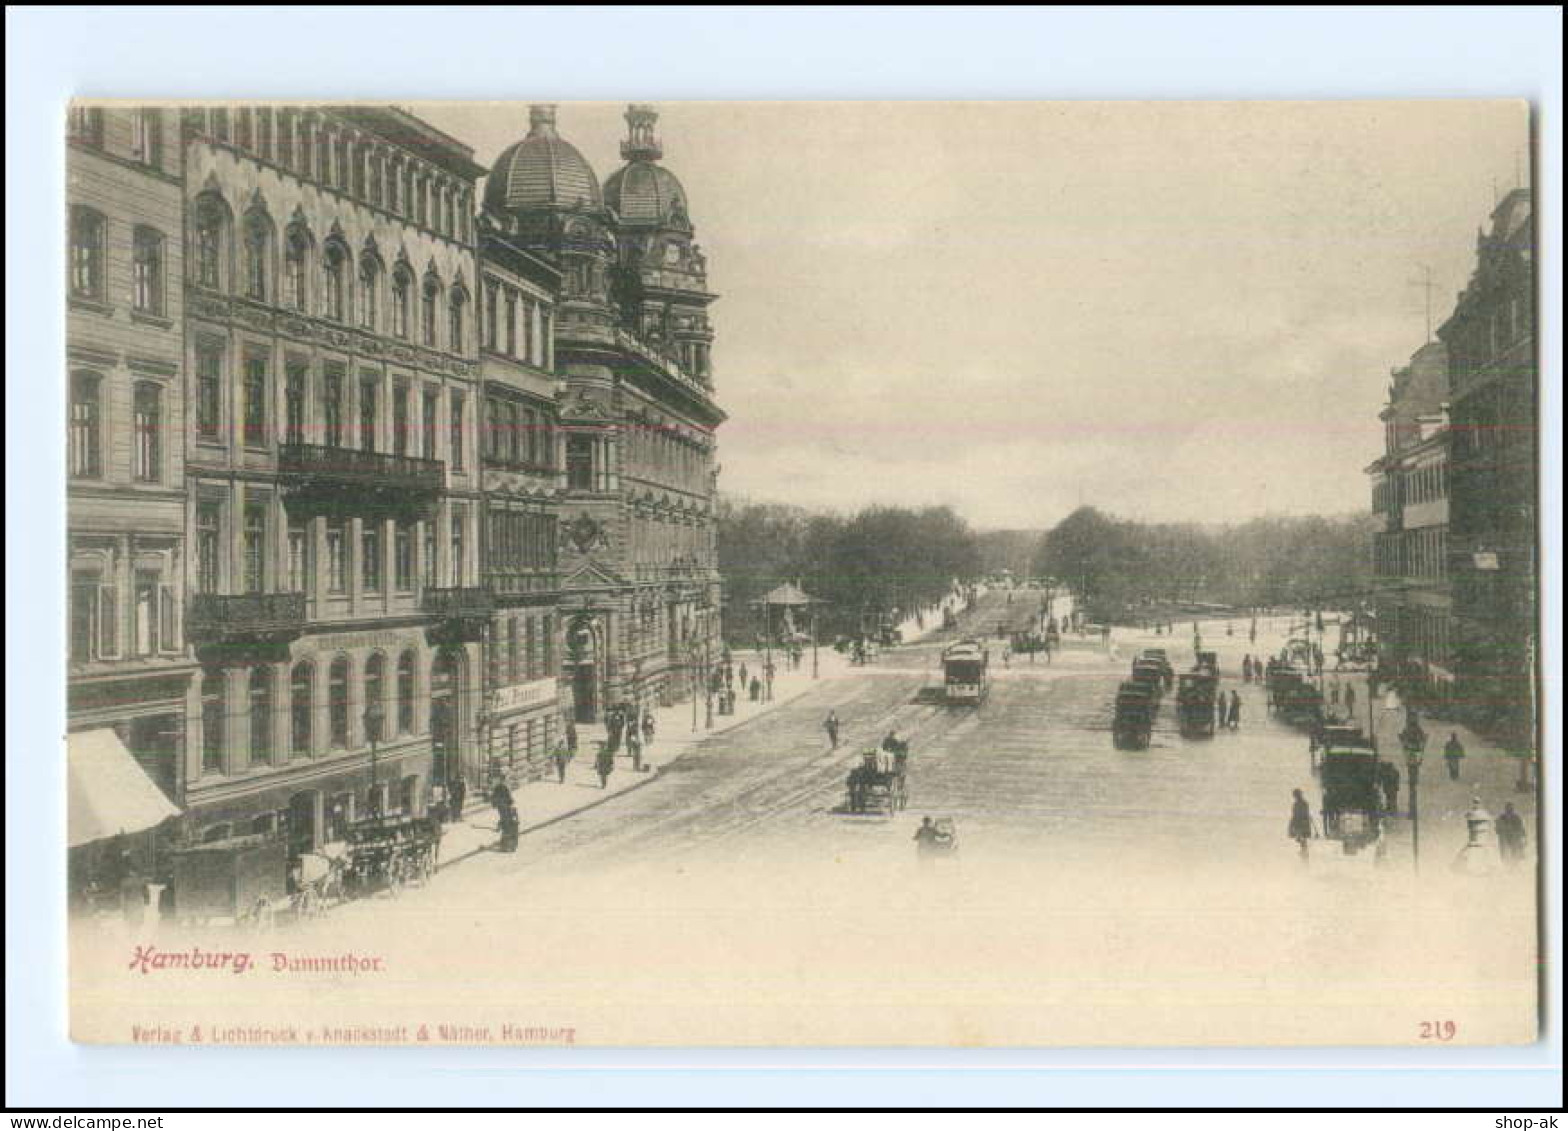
xmin=484 ymin=104 xmax=617 ymax=342
xmin=605 ymin=104 xmax=716 ymax=389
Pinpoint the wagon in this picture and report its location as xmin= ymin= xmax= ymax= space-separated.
xmin=1176 ymin=670 xmax=1219 ymax=738
xmin=343 ymin=814 xmax=441 ymax=898
xmin=844 ymin=752 xmax=908 ymax=816
xmin=287 ymin=847 xmax=348 ymax=919
xmin=1113 ymin=680 xmax=1157 ymax=749
xmin=168 ymin=834 xmax=289 ymax=928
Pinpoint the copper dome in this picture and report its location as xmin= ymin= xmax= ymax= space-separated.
xmin=483 ymin=105 xmax=602 ymax=214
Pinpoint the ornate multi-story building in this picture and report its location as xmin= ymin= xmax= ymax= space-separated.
xmin=177 ymin=105 xmax=487 ymax=848
xmin=66 ymin=101 xmax=726 ymax=855
xmin=1367 ymin=340 xmax=1454 ymax=704
xmin=1438 ymin=187 xmax=1537 ymax=743
xmin=481 ymin=104 xmax=724 ymax=726
xmin=67 ymin=105 xmax=194 ymax=807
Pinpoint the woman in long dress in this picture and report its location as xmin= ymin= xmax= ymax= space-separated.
xmin=1288 ymin=789 xmax=1315 ymax=857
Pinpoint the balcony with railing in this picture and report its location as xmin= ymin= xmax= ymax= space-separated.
xmin=277 ymin=443 xmax=446 ymax=494
xmin=188 ymin=592 xmax=308 ymax=644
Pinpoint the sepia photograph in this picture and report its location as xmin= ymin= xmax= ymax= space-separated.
xmin=57 ymin=96 xmax=1543 ymax=1048
xmin=7 ymin=4 xmax=1561 ymax=1114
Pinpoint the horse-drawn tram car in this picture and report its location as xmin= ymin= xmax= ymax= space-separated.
xmin=941 ymin=639 xmax=990 ymax=705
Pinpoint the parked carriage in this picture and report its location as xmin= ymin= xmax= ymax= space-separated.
xmin=1317 ymin=726 xmax=1384 ymax=856
xmin=1266 ymin=662 xmax=1324 ymax=725
xmin=343 ymin=814 xmax=441 ymax=897
xmin=1113 ymin=680 xmax=1157 ymax=749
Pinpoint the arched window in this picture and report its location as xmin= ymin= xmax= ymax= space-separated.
xmin=243 ymin=209 xmax=274 ymax=301
xmin=328 ymin=656 xmax=350 ymax=749
xmin=70 ymin=371 xmax=102 ymax=479
xmin=396 ymin=651 xmax=416 ymax=734
xmin=358 ymin=253 xmax=382 ymax=330
xmin=132 ymin=226 xmax=165 ymax=314
xmin=133 ymin=382 xmax=161 ymax=482
xmin=421 ymin=274 xmax=441 ymax=346
xmin=290 ymin=661 xmax=314 ymax=756
xmin=192 ymin=194 xmax=230 ymax=290
xmin=249 ymin=667 xmax=273 ymax=767
xmin=391 ymin=266 xmax=413 ymax=339
xmin=322 ymin=240 xmax=348 ymax=322
xmin=364 ymin=653 xmax=386 ymax=739
xmin=69 ymin=206 xmax=106 ymax=300
xmin=284 ymin=223 xmax=312 ymax=312
xmin=448 ymin=285 xmax=467 ymax=353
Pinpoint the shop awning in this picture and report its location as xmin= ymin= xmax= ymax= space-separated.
xmin=68 ymin=728 xmax=181 ymax=849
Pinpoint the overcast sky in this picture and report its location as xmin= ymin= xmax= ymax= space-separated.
xmin=418 ymin=100 xmax=1528 ymax=530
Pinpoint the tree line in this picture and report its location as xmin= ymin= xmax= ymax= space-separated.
xmin=1031 ymin=506 xmax=1374 ymax=622
xmin=716 ymin=498 xmax=983 ymax=643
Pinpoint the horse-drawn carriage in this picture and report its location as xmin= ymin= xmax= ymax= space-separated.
xmin=845 ymin=743 xmax=909 ymax=816
xmin=1130 ymin=657 xmax=1167 ymax=699
xmin=1317 ymin=726 xmax=1384 ymax=857
xmin=1113 ymin=680 xmax=1157 ymax=749
xmin=342 ymin=814 xmax=441 ymax=897
xmin=1266 ymin=662 xmax=1323 ymax=726
xmin=1176 ymin=669 xmax=1219 ymax=738
xmin=1138 ymin=649 xmax=1175 ymax=690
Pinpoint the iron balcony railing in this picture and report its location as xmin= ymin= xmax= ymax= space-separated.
xmin=277 ymin=443 xmax=446 ymax=493
xmin=188 ymin=592 xmax=308 ymax=641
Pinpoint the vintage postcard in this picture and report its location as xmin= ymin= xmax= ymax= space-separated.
xmin=65 ymin=99 xmax=1541 ymax=1046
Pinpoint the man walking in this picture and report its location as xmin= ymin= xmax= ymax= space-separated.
xmin=1443 ymin=732 xmax=1466 ymax=781
xmin=595 ymin=742 xmax=615 ymax=789
xmin=627 ymin=726 xmax=643 ymax=773
xmin=1227 ymin=689 xmax=1242 ymax=730
xmin=552 ymin=741 xmax=570 ymax=784
xmin=1495 ymin=802 xmax=1527 ymax=866
xmin=447 ymin=775 xmax=467 ymax=824
xmin=1344 ymin=683 xmax=1356 ymax=718
xmin=824 ymin=710 xmax=840 ymax=750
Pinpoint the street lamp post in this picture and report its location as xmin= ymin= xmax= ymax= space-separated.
xmin=363 ymin=700 xmax=385 ymax=819
xmin=1395 ymin=697 xmax=1427 ymax=872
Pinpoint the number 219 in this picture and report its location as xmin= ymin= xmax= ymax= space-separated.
xmin=1420 ymin=1020 xmax=1456 ymax=1041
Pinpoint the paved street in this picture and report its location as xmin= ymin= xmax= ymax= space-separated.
xmin=372 ymin=589 xmax=1538 ymax=899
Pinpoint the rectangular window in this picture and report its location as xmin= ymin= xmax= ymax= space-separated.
xmin=70 ymin=374 xmax=102 ymax=478
xmin=287 ymin=518 xmax=311 ymax=594
xmin=359 ymin=374 xmax=378 ymax=452
xmin=243 ymin=502 xmax=267 ymax=594
xmin=422 ymin=390 xmax=439 ymax=461
xmin=567 ymin=435 xmax=594 ymax=490
xmin=326 ymin=520 xmax=347 ymax=593
xmin=70 ymin=577 xmax=102 ymax=663
xmin=422 ymin=522 xmax=436 ymax=588
xmin=505 ymin=292 xmax=518 ymax=357
xmin=362 ymin=522 xmax=382 ymax=592
xmin=508 ymin=618 xmax=520 ymax=682
xmin=525 ymin=616 xmax=537 ymax=681
xmin=522 ymin=298 xmax=535 ymax=364
xmin=542 ymin=614 xmax=554 ymax=675
xmin=323 ymin=366 xmax=344 ymax=447
xmin=394 ymin=521 xmax=413 ymax=591
xmin=256 ymin=107 xmax=273 ymax=160
xmin=393 ymin=382 xmax=410 ymax=456
xmin=243 ymin=355 xmax=268 ymax=447
xmin=450 ymin=393 xmax=465 ymax=471
xmin=277 ymin=110 xmax=294 ymax=169
xmin=134 ymin=571 xmax=162 ymax=656
xmin=70 ymin=208 xmax=105 ymax=300
xmin=133 ymin=383 xmax=161 ymax=482
xmin=486 ymin=398 xmax=503 ymax=463
xmin=484 ymin=282 xmax=498 ymax=351
xmin=450 ymin=510 xmax=465 ymax=585
xmin=132 ymin=228 xmax=164 ymax=314
xmin=285 ymin=362 xmax=307 ymax=446
xmin=195 ymin=502 xmax=222 ymax=594
xmin=202 ymin=676 xmax=225 ymax=775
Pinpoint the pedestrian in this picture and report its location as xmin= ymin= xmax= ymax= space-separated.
xmin=642 ymin=711 xmax=656 ymax=745
xmin=764 ymin=661 xmax=775 ymax=700
xmin=1344 ymin=684 xmax=1356 ymax=718
xmin=1288 ymin=789 xmax=1315 ymax=858
xmin=1242 ymin=655 xmax=1252 ymax=683
xmin=627 ymin=727 xmax=643 ymax=772
xmin=1443 ymin=732 xmax=1466 ymax=781
xmin=749 ymin=676 xmax=761 ymax=702
xmin=565 ymin=720 xmax=579 ymax=756
xmin=595 ymin=742 xmax=615 ymax=789
xmin=552 ymin=741 xmax=570 ymax=784
xmin=447 ymin=775 xmax=467 ymax=823
xmin=1379 ymin=760 xmax=1401 ymax=816
xmin=913 ymin=816 xmax=942 ymax=864
xmin=739 ymin=661 xmax=748 ymax=690
xmin=1330 ymin=680 xmax=1340 ymax=708
xmin=824 ymin=710 xmax=840 ymax=750
xmin=1215 ymin=691 xmax=1227 ymax=732
xmin=1495 ymin=802 xmax=1527 ymax=865
xmin=1227 ymin=689 xmax=1241 ymax=730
